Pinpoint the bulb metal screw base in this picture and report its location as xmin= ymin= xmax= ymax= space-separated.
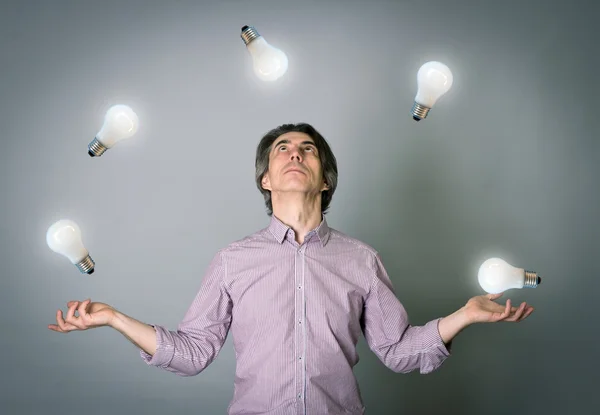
xmin=88 ymin=137 xmax=107 ymax=157
xmin=76 ymin=255 xmax=95 ymax=274
xmin=411 ymin=102 xmax=430 ymax=121
xmin=523 ymin=271 xmax=541 ymax=288
xmin=241 ymin=25 xmax=260 ymax=45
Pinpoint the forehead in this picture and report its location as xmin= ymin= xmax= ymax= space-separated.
xmin=272 ymin=131 xmax=314 ymax=146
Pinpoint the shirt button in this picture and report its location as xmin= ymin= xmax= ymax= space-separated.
xmin=298 ymin=320 xmax=302 ymax=325
xmin=298 ymin=285 xmax=302 ymax=289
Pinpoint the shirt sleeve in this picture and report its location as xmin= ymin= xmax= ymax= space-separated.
xmin=361 ymin=252 xmax=451 ymax=374
xmin=139 ymin=250 xmax=233 ymax=376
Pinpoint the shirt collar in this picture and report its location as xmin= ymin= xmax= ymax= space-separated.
xmin=268 ymin=214 xmax=331 ymax=247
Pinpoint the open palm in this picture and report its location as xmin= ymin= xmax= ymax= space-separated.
xmin=464 ymin=293 xmax=534 ymax=324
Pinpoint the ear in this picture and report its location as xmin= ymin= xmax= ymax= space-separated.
xmin=321 ymin=181 xmax=329 ymax=192
xmin=262 ymin=174 xmax=272 ymax=191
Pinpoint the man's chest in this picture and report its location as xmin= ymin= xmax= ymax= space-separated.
xmin=226 ymin=252 xmax=369 ymax=336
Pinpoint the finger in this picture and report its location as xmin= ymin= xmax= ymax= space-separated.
xmin=77 ymin=299 xmax=91 ymax=319
xmin=506 ymin=301 xmax=525 ymax=316
xmin=500 ymin=302 xmax=522 ymax=315
xmin=491 ymin=305 xmax=517 ymax=316
xmin=48 ymin=323 xmax=60 ymax=331
xmin=60 ymin=307 xmax=83 ymax=330
xmin=491 ymin=302 xmax=518 ymax=314
xmin=56 ymin=309 xmax=66 ymax=328
xmin=496 ymin=299 xmax=512 ymax=321
xmin=507 ymin=302 xmax=527 ymax=322
xmin=504 ymin=299 xmax=512 ymax=316
xmin=48 ymin=324 xmax=66 ymax=333
xmin=520 ymin=306 xmax=534 ymax=321
xmin=487 ymin=299 xmax=510 ymax=322
xmin=65 ymin=301 xmax=79 ymax=322
xmin=486 ymin=292 xmax=504 ymax=301
xmin=56 ymin=310 xmax=76 ymax=332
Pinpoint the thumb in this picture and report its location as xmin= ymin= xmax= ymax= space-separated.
xmin=486 ymin=292 xmax=504 ymax=301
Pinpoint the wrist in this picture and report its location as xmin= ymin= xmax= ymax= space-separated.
xmin=108 ymin=309 xmax=121 ymax=329
xmin=455 ymin=306 xmax=474 ymax=329
xmin=439 ymin=307 xmax=472 ymax=344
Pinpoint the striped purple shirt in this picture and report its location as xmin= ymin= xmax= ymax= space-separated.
xmin=140 ymin=215 xmax=451 ymax=414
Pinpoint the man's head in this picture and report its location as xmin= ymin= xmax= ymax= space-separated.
xmin=255 ymin=123 xmax=338 ymax=216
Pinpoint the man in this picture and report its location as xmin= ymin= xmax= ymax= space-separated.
xmin=49 ymin=123 xmax=534 ymax=414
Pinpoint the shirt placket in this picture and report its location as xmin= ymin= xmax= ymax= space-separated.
xmin=294 ymin=242 xmax=307 ymax=415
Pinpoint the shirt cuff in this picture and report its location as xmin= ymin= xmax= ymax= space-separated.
xmin=433 ymin=318 xmax=452 ymax=355
xmin=139 ymin=324 xmax=175 ymax=367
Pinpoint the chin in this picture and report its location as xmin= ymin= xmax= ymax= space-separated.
xmin=275 ymin=183 xmax=314 ymax=193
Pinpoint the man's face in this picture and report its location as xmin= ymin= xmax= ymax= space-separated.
xmin=261 ymin=132 xmax=328 ymax=195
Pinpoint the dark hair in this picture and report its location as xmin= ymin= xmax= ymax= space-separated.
xmin=255 ymin=123 xmax=338 ymax=216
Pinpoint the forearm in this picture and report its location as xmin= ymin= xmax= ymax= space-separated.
xmin=438 ymin=307 xmax=472 ymax=344
xmin=109 ymin=310 xmax=157 ymax=356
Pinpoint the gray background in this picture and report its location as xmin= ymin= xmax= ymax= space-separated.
xmin=1 ymin=0 xmax=598 ymax=414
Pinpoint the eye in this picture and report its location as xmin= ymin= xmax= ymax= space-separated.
xmin=278 ymin=145 xmax=287 ymax=151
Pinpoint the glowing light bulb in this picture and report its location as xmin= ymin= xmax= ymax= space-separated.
xmin=478 ymin=257 xmax=541 ymax=294
xmin=88 ymin=104 xmax=139 ymax=157
xmin=46 ymin=219 xmax=95 ymax=274
xmin=411 ymin=61 xmax=453 ymax=121
xmin=240 ymin=25 xmax=288 ymax=82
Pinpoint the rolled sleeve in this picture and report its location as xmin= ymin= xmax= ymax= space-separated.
xmin=140 ymin=325 xmax=176 ymax=368
xmin=138 ymin=251 xmax=232 ymax=376
xmin=362 ymin=253 xmax=452 ymax=374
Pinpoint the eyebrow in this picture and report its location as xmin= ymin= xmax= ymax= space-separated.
xmin=272 ymin=139 xmax=316 ymax=149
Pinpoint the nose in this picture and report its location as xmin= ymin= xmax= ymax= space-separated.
xmin=289 ymin=147 xmax=303 ymax=162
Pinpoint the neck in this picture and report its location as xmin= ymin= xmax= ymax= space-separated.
xmin=271 ymin=191 xmax=323 ymax=244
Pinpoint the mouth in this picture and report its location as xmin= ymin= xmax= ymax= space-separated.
xmin=285 ymin=168 xmax=306 ymax=174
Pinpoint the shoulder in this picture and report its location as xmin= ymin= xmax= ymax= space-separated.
xmin=217 ymin=226 xmax=273 ymax=255
xmin=327 ymin=227 xmax=379 ymax=257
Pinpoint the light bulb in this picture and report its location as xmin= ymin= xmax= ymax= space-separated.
xmin=88 ymin=104 xmax=139 ymax=157
xmin=411 ymin=61 xmax=453 ymax=121
xmin=46 ymin=219 xmax=95 ymax=274
xmin=477 ymin=257 xmax=541 ymax=294
xmin=240 ymin=25 xmax=288 ymax=82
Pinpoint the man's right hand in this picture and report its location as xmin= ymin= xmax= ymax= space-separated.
xmin=48 ymin=299 xmax=116 ymax=333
